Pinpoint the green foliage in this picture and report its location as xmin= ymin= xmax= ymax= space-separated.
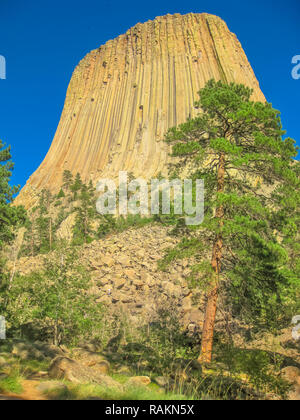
xmin=57 ymin=188 xmax=65 ymax=199
xmin=0 ymin=373 xmax=23 ymax=394
xmin=72 ymin=182 xmax=97 ymax=245
xmin=21 ymin=219 xmax=39 ymax=256
xmin=215 ymin=344 xmax=289 ymax=398
xmin=33 ymin=189 xmax=55 ymax=254
xmin=70 ymin=173 xmax=82 ymax=200
xmin=99 ymin=301 xmax=197 ymax=377
xmin=42 ymin=380 xmax=192 ymax=401
xmin=21 ymin=188 xmax=72 ymax=257
xmin=86 ymin=305 xmax=288 ymax=400
xmin=0 ymin=140 xmax=26 ymax=290
xmin=20 ymin=175 xmax=154 ymax=255
xmin=4 ymin=246 xmax=103 ymax=346
xmin=62 ymin=170 xmax=73 ymax=190
xmin=162 ymin=79 xmax=300 ymax=328
xmin=0 ymin=140 xmax=26 ymax=250
xmin=96 ymin=214 xmax=117 ymax=237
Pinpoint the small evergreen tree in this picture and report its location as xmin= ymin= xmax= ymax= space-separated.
xmin=35 ymin=189 xmax=55 ymax=253
xmin=22 ymin=219 xmax=39 ymax=257
xmin=62 ymin=170 xmax=73 ymax=191
xmin=0 ymin=140 xmax=26 ymax=315
xmin=0 ymin=141 xmax=26 ymax=251
xmin=70 ymin=173 xmax=82 ymax=200
xmin=72 ymin=183 xmax=96 ymax=245
xmin=57 ymin=188 xmax=65 ymax=199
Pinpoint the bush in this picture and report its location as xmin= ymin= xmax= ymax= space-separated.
xmin=4 ymin=246 xmax=103 ymax=346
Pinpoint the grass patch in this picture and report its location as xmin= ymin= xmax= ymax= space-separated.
xmin=111 ymin=373 xmax=132 ymax=384
xmin=19 ymin=358 xmax=50 ymax=377
xmin=0 ymin=375 xmax=23 ymax=394
xmin=43 ymin=380 xmax=193 ymax=401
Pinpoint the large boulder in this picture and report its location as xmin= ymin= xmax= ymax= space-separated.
xmin=154 ymin=376 xmax=169 ymax=388
xmin=281 ymin=366 xmax=300 ymax=400
xmin=12 ymin=342 xmax=45 ymax=361
xmin=288 ymin=384 xmax=300 ymax=401
xmin=71 ymin=348 xmax=110 ymax=374
xmin=0 ymin=356 xmax=7 ymax=366
xmin=10 ymin=341 xmax=65 ymax=361
xmin=48 ymin=357 xmax=121 ymax=390
xmin=126 ymin=376 xmax=151 ymax=387
xmin=76 ymin=342 xmax=102 ymax=353
xmin=33 ymin=342 xmax=66 ymax=359
xmin=281 ymin=366 xmax=300 ymax=385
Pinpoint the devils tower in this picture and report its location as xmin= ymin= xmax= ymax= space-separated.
xmin=16 ymin=13 xmax=265 ymax=208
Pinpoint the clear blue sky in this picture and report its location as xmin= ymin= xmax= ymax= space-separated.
xmin=0 ymin=0 xmax=299 ymax=188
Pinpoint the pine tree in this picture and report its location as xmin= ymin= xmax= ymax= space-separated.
xmin=62 ymin=170 xmax=73 ymax=191
xmin=0 ymin=141 xmax=26 ymax=251
xmin=164 ymin=80 xmax=300 ymax=363
xmin=57 ymin=188 xmax=65 ymax=199
xmin=70 ymin=173 xmax=82 ymax=201
xmin=72 ymin=182 xmax=96 ymax=245
xmin=271 ymin=160 xmax=300 ymax=318
xmin=0 ymin=140 xmax=26 ymax=303
xmin=36 ymin=189 xmax=55 ymax=253
xmin=22 ymin=219 xmax=39 ymax=256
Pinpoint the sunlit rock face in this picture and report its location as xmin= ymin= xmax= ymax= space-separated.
xmin=17 ymin=13 xmax=265 ymax=208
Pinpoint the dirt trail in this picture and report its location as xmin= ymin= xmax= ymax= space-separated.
xmin=0 ymin=380 xmax=47 ymax=401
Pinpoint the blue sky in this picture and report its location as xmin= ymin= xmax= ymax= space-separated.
xmin=0 ymin=0 xmax=299 ymax=188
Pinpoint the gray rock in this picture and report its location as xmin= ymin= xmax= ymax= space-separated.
xmin=34 ymin=342 xmax=65 ymax=359
xmin=78 ymin=342 xmax=101 ymax=353
xmin=126 ymin=376 xmax=151 ymax=387
xmin=12 ymin=342 xmax=45 ymax=361
xmin=117 ymin=365 xmax=131 ymax=374
xmin=154 ymin=376 xmax=169 ymax=387
xmin=118 ymin=256 xmax=131 ymax=266
xmin=49 ymin=357 xmax=122 ymax=390
xmin=36 ymin=381 xmax=68 ymax=394
xmin=281 ymin=366 xmax=300 ymax=385
xmin=71 ymin=348 xmax=110 ymax=374
xmin=288 ymin=384 xmax=300 ymax=400
xmin=102 ymin=256 xmax=115 ymax=267
xmin=115 ymin=277 xmax=126 ymax=289
xmin=0 ymin=356 xmax=7 ymax=366
xmin=97 ymin=295 xmax=112 ymax=304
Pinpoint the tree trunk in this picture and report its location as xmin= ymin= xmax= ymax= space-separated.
xmin=199 ymin=153 xmax=225 ymax=363
xmin=54 ymin=322 xmax=58 ymax=346
xmin=31 ymin=233 xmax=34 ymax=256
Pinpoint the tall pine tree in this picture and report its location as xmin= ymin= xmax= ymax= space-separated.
xmin=164 ymin=80 xmax=300 ymax=363
xmin=0 ymin=140 xmax=26 ymax=249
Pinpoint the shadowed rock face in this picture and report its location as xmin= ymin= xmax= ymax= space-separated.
xmin=17 ymin=13 xmax=265 ymax=208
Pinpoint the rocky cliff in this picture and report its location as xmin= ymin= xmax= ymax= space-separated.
xmin=16 ymin=13 xmax=265 ymax=208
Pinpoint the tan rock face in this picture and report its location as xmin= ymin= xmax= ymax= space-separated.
xmin=17 ymin=13 xmax=265 ymax=208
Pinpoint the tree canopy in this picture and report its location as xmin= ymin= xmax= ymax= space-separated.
xmin=0 ymin=140 xmax=26 ymax=250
